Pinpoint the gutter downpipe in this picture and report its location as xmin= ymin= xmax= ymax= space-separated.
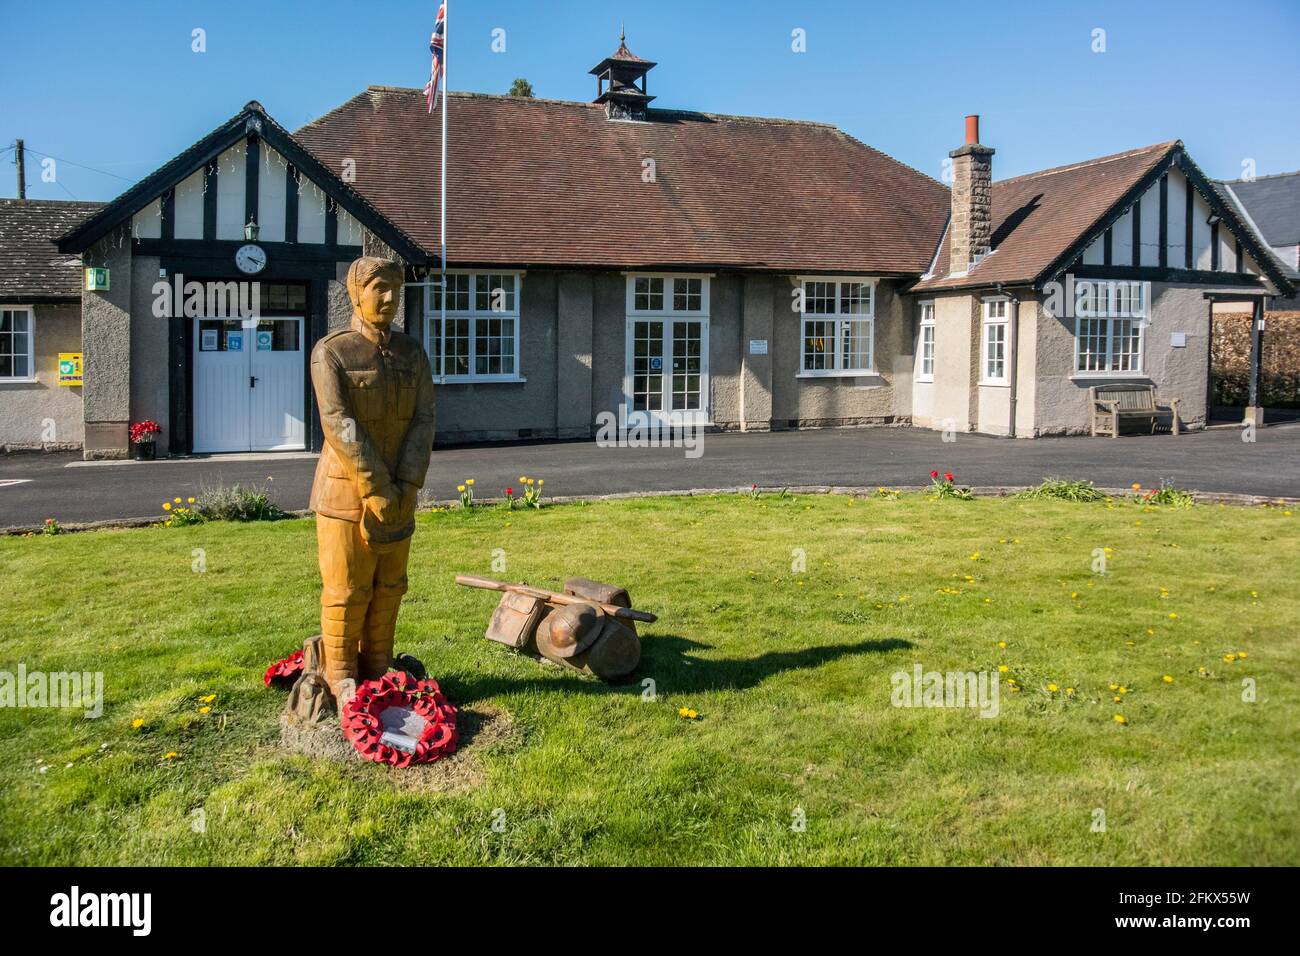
xmin=996 ymin=282 xmax=1020 ymax=438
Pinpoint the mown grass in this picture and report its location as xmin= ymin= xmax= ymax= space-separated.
xmin=1 ymin=492 xmax=1297 ymax=866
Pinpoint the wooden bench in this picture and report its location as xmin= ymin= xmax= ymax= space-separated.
xmin=1090 ymin=383 xmax=1181 ymax=438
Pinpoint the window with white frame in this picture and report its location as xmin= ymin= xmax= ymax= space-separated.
xmin=0 ymin=308 xmax=34 ymax=381
xmin=627 ymin=275 xmax=709 ymax=316
xmin=1074 ymin=280 xmax=1145 ymax=374
xmin=423 ymin=272 xmax=522 ymax=380
xmin=799 ymin=278 xmax=875 ymax=375
xmin=982 ymin=298 xmax=1008 ymax=385
xmin=917 ymin=301 xmax=935 ymax=381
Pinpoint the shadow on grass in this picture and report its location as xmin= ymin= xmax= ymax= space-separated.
xmin=446 ymin=634 xmax=913 ymax=704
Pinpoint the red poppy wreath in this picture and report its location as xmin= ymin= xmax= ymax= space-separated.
xmin=342 ymin=671 xmax=458 ymax=767
xmin=264 ymin=649 xmax=305 ymax=688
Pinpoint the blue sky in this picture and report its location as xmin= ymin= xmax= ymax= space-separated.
xmin=2 ymin=0 xmax=1297 ymax=202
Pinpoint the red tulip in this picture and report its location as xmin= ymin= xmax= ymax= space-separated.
xmin=944 ymin=472 xmax=954 ymax=482
xmin=506 ymin=487 xmax=513 ymax=496
xmin=930 ymin=470 xmax=939 ymax=479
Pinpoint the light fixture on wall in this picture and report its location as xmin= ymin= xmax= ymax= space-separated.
xmin=1206 ymin=213 xmax=1222 ymax=226
xmin=244 ymin=217 xmax=260 ymax=242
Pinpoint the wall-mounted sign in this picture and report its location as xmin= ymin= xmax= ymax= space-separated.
xmin=256 ymin=330 xmax=273 ymax=351
xmin=200 ymin=329 xmax=219 ymax=351
xmin=58 ymin=352 xmax=83 ymax=386
xmin=649 ymin=357 xmax=663 ymax=371
xmin=227 ymin=331 xmax=244 ymax=352
xmin=1170 ymin=332 xmax=1187 ymax=348
xmin=84 ymin=267 xmax=110 ymax=291
xmin=749 ymin=339 xmax=769 ymax=355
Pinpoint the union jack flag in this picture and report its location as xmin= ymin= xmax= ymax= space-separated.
xmin=425 ymin=2 xmax=446 ymax=113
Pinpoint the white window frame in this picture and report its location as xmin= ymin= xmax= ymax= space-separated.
xmin=1072 ymin=280 xmax=1146 ymax=377
xmin=625 ymin=273 xmax=711 ymax=318
xmin=419 ymin=271 xmax=525 ymax=383
xmin=797 ymin=276 xmax=877 ymax=377
xmin=981 ymin=297 xmax=1009 ymax=386
xmin=623 ymin=274 xmax=712 ymax=425
xmin=0 ymin=306 xmax=36 ymax=383
xmin=916 ymin=301 xmax=936 ymax=383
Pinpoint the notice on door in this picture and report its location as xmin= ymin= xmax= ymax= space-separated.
xmin=256 ymin=330 xmax=273 ymax=351
xmin=227 ymin=332 xmax=244 ymax=352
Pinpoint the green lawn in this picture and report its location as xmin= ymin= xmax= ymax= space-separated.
xmin=2 ymin=492 xmax=1297 ymax=865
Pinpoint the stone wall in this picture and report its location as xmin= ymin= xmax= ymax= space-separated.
xmin=0 ymin=303 xmax=84 ymax=451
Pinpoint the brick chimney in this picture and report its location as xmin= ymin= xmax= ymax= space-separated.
xmin=948 ymin=115 xmax=995 ymax=272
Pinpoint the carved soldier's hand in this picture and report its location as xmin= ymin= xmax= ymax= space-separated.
xmin=398 ymin=481 xmax=420 ymax=519
xmin=365 ymin=488 xmax=404 ymax=525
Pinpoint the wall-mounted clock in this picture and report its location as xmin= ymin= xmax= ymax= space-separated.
xmin=235 ymin=243 xmax=267 ymax=275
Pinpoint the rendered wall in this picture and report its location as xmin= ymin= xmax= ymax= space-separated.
xmin=0 ymin=303 xmax=84 ymax=450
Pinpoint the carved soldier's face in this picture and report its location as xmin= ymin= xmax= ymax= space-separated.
xmin=357 ymin=271 xmax=402 ymax=331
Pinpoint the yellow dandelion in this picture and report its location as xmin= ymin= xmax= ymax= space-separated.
xmin=1113 ymin=714 xmax=1127 ymax=725
xmin=198 ymin=706 xmax=211 ymax=714
xmin=687 ymin=709 xmax=698 ymax=719
xmin=1047 ymin=683 xmax=1058 ymax=692
xmin=1118 ymin=687 xmax=1128 ymax=694
xmin=1113 ymin=695 xmax=1122 ymax=702
xmin=1168 ymin=613 xmax=1178 ymax=620
xmin=163 ymin=752 xmax=179 ymax=760
xmin=1066 ymin=687 xmax=1076 ymax=696
xmin=131 ymin=718 xmax=144 ymax=729
xmin=997 ymin=641 xmax=1007 ymax=649
xmin=1237 ymin=651 xmax=1248 ymax=659
xmin=998 ymin=665 xmax=1009 ymax=673
xmin=1162 ymin=675 xmax=1174 ymax=684
xmin=678 ymin=707 xmax=689 ymax=717
xmin=1109 ymin=683 xmax=1119 ymax=691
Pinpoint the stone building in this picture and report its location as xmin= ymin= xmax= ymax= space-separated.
xmin=1 ymin=37 xmax=1292 ymax=457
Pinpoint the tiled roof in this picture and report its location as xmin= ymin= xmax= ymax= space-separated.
xmin=914 ymin=142 xmax=1179 ymax=292
xmin=295 ymin=88 xmax=951 ymax=274
xmin=1216 ymin=171 xmax=1300 ymax=249
xmin=0 ymin=199 xmax=103 ymax=302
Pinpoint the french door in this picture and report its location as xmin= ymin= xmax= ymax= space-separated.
xmin=625 ymin=318 xmax=709 ymax=426
xmin=192 ymin=317 xmax=305 ymax=453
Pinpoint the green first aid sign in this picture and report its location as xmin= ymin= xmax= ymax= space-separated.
xmin=84 ymin=267 xmax=110 ymax=291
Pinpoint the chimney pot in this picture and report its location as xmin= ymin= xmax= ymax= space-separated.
xmin=965 ymin=114 xmax=980 ymax=146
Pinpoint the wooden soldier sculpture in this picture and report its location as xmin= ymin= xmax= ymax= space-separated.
xmin=308 ymin=256 xmax=436 ymax=709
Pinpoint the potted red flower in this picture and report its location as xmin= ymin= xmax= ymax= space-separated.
xmin=129 ymin=420 xmax=162 ymax=460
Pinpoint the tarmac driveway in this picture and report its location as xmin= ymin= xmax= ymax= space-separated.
xmin=2 ymin=424 xmax=1298 ymax=530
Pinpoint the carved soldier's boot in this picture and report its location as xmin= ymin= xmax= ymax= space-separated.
xmin=321 ymin=600 xmax=367 ymax=698
xmin=358 ymin=591 xmax=402 ymax=681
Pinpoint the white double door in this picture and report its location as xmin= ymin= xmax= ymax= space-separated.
xmin=624 ymin=317 xmax=709 ymax=426
xmin=193 ymin=317 xmax=305 ymax=453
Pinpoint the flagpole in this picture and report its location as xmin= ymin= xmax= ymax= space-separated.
xmin=439 ymin=0 xmax=448 ymax=372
